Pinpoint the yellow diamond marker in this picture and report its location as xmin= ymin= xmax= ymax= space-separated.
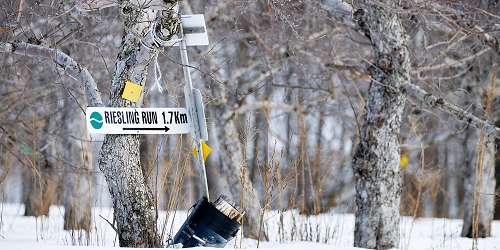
xmin=193 ymin=141 xmax=213 ymax=161
xmin=122 ymin=80 xmax=143 ymax=103
xmin=400 ymin=153 xmax=409 ymax=169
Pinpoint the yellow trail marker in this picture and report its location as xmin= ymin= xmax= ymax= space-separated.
xmin=193 ymin=141 xmax=213 ymax=161
xmin=400 ymin=153 xmax=409 ymax=169
xmin=122 ymin=80 xmax=143 ymax=103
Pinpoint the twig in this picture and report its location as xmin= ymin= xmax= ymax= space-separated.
xmin=405 ymin=83 xmax=500 ymax=137
xmin=99 ymin=214 xmax=118 ymax=235
xmin=0 ymin=42 xmax=103 ymax=107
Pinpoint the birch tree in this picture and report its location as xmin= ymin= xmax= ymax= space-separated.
xmin=351 ymin=1 xmax=410 ymax=248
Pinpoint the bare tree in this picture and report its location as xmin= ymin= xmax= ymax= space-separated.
xmin=351 ymin=1 xmax=411 ymax=248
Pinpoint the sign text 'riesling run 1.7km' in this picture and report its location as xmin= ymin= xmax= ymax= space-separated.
xmin=86 ymin=107 xmax=192 ymax=135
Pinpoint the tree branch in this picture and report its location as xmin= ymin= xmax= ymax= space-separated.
xmin=0 ymin=42 xmax=103 ymax=107
xmin=233 ymin=101 xmax=297 ymax=115
xmin=463 ymin=25 xmax=500 ymax=57
xmin=429 ymin=4 xmax=500 ymax=57
xmin=405 ymin=83 xmax=500 ymax=136
xmin=76 ymin=0 xmax=171 ymax=11
xmin=324 ymin=60 xmax=500 ymax=136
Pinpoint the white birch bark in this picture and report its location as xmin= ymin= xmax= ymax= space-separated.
xmin=352 ymin=1 xmax=410 ymax=249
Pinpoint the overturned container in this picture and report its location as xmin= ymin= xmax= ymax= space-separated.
xmin=172 ymin=196 xmax=244 ymax=248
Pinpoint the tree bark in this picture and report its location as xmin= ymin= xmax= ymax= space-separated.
xmin=203 ymin=39 xmax=267 ymax=240
xmin=446 ymin=137 xmax=464 ymax=219
xmin=461 ymin=73 xmax=496 ymax=238
xmin=312 ymin=101 xmax=326 ymax=214
xmin=352 ymin=1 xmax=410 ymax=249
xmin=462 ymin=127 xmax=496 ymax=237
xmin=62 ymin=95 xmax=93 ymax=231
xmin=296 ymin=93 xmax=317 ymax=215
xmin=495 ymin=120 xmax=500 ymax=220
xmin=97 ymin=3 xmax=179 ymax=247
xmin=23 ymin=100 xmax=60 ymax=217
xmin=210 ymin=106 xmax=267 ymax=240
xmin=0 ymin=139 xmax=13 ymax=187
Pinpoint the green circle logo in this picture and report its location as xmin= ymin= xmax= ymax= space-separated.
xmin=90 ymin=112 xmax=103 ymax=129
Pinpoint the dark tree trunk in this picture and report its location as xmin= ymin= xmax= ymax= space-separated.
xmin=462 ymin=127 xmax=496 ymax=238
xmin=460 ymin=60 xmax=496 ymax=238
xmin=495 ymin=121 xmax=500 ymax=220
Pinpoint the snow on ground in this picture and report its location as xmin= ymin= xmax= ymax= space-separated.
xmin=0 ymin=203 xmax=498 ymax=250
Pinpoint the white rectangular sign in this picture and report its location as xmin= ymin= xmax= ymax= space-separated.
xmin=86 ymin=107 xmax=192 ymax=135
xmin=167 ymin=14 xmax=209 ymax=46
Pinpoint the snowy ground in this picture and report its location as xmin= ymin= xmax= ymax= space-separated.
xmin=0 ymin=203 xmax=498 ymax=250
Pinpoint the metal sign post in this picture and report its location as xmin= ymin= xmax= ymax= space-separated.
xmin=167 ymin=15 xmax=209 ymax=46
xmin=179 ymin=20 xmax=211 ymax=201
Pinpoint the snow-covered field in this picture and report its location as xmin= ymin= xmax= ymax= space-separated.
xmin=0 ymin=203 xmax=498 ymax=250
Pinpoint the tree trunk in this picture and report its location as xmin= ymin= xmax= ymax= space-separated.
xmin=250 ymin=111 xmax=265 ymax=184
xmin=495 ymin=120 xmax=500 ymax=220
xmin=461 ymin=121 xmax=496 ymax=237
xmin=296 ymin=94 xmax=316 ymax=215
xmin=204 ymin=39 xmax=266 ymax=240
xmin=446 ymin=138 xmax=463 ymax=219
xmin=62 ymin=96 xmax=93 ymax=231
xmin=210 ymin=107 xmax=267 ymax=240
xmin=460 ymin=65 xmax=496 ymax=238
xmin=97 ymin=3 xmax=179 ymax=247
xmin=352 ymin=1 xmax=410 ymax=249
xmin=23 ymin=106 xmax=60 ymax=217
xmin=312 ymin=101 xmax=326 ymax=214
xmin=0 ymin=139 xmax=13 ymax=187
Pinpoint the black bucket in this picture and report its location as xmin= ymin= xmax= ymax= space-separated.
xmin=172 ymin=196 xmax=243 ymax=248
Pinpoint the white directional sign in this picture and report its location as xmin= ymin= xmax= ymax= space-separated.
xmin=86 ymin=107 xmax=192 ymax=135
xmin=167 ymin=14 xmax=209 ymax=46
